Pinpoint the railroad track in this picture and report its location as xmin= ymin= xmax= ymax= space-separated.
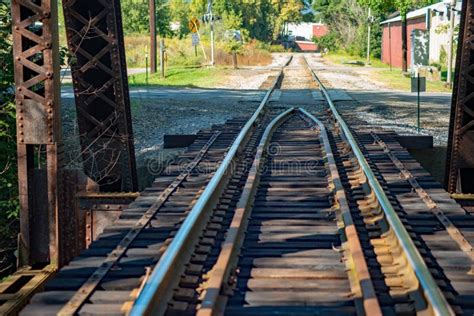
xmin=128 ymin=56 xmax=472 ymax=316
xmin=17 ymin=59 xmax=290 ymax=316
xmin=17 ymin=55 xmax=474 ymax=315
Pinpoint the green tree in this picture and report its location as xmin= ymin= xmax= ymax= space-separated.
xmin=121 ymin=0 xmax=150 ymax=34
xmin=121 ymin=0 xmax=173 ymax=37
xmin=0 ymin=0 xmax=20 ymax=260
xmin=358 ymin=0 xmax=436 ymax=70
xmin=156 ymin=0 xmax=174 ymax=37
xmin=271 ymin=0 xmax=304 ymax=39
xmin=314 ymin=0 xmax=368 ymax=56
xmin=170 ymin=0 xmax=191 ymax=37
xmin=212 ymin=0 xmax=308 ymax=41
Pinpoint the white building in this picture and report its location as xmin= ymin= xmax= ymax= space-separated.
xmin=287 ymin=22 xmax=328 ymax=41
xmin=428 ymin=1 xmax=462 ymax=64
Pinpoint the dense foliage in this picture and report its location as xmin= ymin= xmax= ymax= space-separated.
xmin=313 ymin=0 xmax=439 ymax=58
xmin=118 ymin=0 xmax=442 ymax=59
xmin=121 ymin=0 xmax=310 ymax=41
xmin=121 ymin=0 xmax=173 ymax=36
xmin=0 ymin=0 xmax=19 ymax=252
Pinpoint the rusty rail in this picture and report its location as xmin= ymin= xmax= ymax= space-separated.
xmin=370 ymin=132 xmax=473 ymax=266
xmin=197 ymin=108 xmax=295 ymax=316
xmin=299 ymin=108 xmax=382 ymax=315
xmin=57 ymin=132 xmax=221 ymax=315
xmin=197 ymin=107 xmax=382 ymax=316
xmin=306 ymin=59 xmax=455 ymax=316
xmin=129 ymin=63 xmax=288 ymax=316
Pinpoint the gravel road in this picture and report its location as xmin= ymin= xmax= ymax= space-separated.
xmin=306 ymin=54 xmax=453 ymax=146
xmin=60 ymin=54 xmax=292 ymax=185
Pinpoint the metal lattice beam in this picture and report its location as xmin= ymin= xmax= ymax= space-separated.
xmin=446 ymin=0 xmax=474 ymax=194
xmin=12 ymin=0 xmax=63 ymax=266
xmin=62 ymin=0 xmax=138 ymax=192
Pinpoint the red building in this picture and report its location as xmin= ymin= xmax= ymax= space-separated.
xmin=381 ymin=9 xmax=428 ymax=68
xmin=287 ymin=22 xmax=328 ymax=52
xmin=313 ymin=24 xmax=329 ymax=38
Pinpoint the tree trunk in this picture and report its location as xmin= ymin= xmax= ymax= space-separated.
xmin=232 ymin=51 xmax=238 ymax=69
xmin=402 ymin=16 xmax=408 ymax=72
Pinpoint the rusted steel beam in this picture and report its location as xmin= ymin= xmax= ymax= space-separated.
xmin=446 ymin=0 xmax=474 ymax=193
xmin=62 ymin=0 xmax=138 ymax=192
xmin=11 ymin=0 xmax=65 ymax=267
xmin=0 ymin=265 xmax=56 ymax=315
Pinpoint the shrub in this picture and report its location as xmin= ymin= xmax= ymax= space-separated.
xmin=313 ymin=32 xmax=340 ymax=52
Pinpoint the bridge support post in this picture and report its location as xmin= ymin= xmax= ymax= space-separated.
xmin=446 ymin=0 xmax=474 ymax=194
xmin=62 ymin=0 xmax=138 ymax=192
xmin=11 ymin=0 xmax=66 ymax=267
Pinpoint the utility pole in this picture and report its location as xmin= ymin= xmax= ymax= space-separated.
xmin=208 ymin=0 xmax=215 ymax=66
xmin=160 ymin=39 xmax=165 ymax=78
xmin=447 ymin=0 xmax=456 ymax=86
xmin=402 ymin=15 xmax=408 ymax=72
xmin=367 ymin=7 xmax=372 ymax=65
xmin=149 ymin=0 xmax=157 ymax=74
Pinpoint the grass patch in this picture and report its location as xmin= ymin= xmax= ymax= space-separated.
xmin=370 ymin=69 xmax=452 ymax=93
xmin=128 ymin=66 xmax=228 ymax=88
xmin=323 ymin=51 xmax=389 ymax=68
xmin=324 ymin=51 xmax=452 ymax=93
xmin=125 ymin=36 xmax=272 ymax=69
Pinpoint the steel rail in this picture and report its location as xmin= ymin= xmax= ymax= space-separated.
xmin=129 ymin=63 xmax=289 ymax=316
xmin=197 ymin=108 xmax=295 ymax=316
xmin=197 ymin=107 xmax=382 ymax=316
xmin=370 ymin=132 xmax=474 ymax=264
xmin=306 ymin=58 xmax=455 ymax=316
xmin=58 ymin=131 xmax=222 ymax=315
xmin=299 ymin=108 xmax=382 ymax=316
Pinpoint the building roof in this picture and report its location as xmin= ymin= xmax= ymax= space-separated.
xmin=380 ymin=1 xmax=462 ymax=25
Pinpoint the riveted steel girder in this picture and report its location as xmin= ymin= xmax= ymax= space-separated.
xmin=11 ymin=0 xmax=64 ymax=266
xmin=446 ymin=0 xmax=474 ymax=193
xmin=62 ymin=0 xmax=138 ymax=192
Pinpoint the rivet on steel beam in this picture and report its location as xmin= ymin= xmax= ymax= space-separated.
xmin=47 ymin=101 xmax=53 ymax=106
xmin=48 ymin=109 xmax=53 ymax=114
xmin=49 ymin=138 xmax=53 ymax=142
xmin=19 ymin=123 xmax=23 ymax=128
xmin=17 ymin=87 xmax=22 ymax=92
xmin=19 ymin=116 xmax=23 ymax=120
xmin=46 ymin=72 xmax=52 ymax=79
xmin=16 ymin=56 xmax=20 ymax=61
xmin=20 ymin=138 xmax=24 ymax=142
